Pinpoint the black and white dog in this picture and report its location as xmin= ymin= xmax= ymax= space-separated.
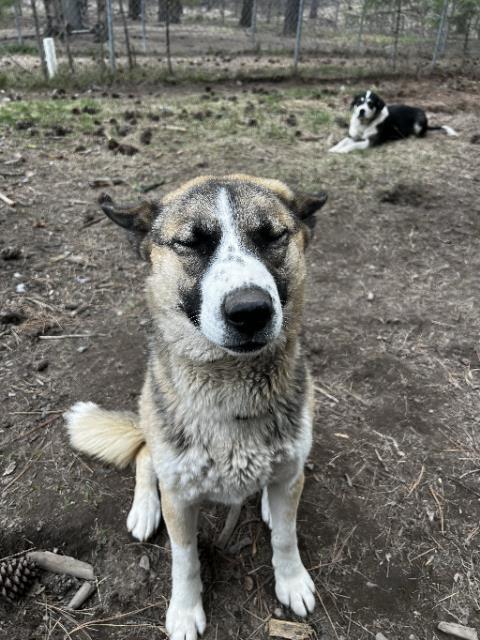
xmin=329 ymin=90 xmax=458 ymax=153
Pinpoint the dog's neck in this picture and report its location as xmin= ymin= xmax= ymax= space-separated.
xmin=151 ymin=327 xmax=302 ymax=413
xmin=349 ymin=105 xmax=389 ymax=140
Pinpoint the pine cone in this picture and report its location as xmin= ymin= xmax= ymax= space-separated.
xmin=0 ymin=556 xmax=38 ymax=603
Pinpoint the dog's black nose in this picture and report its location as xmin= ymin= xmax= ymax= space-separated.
xmin=359 ymin=108 xmax=365 ymax=117
xmin=223 ymin=287 xmax=273 ymax=335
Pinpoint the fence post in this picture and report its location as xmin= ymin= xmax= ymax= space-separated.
xmin=43 ymin=37 xmax=58 ymax=78
xmin=293 ymin=0 xmax=305 ymax=74
xmin=106 ymin=0 xmax=116 ymax=72
xmin=251 ymin=0 xmax=257 ymax=48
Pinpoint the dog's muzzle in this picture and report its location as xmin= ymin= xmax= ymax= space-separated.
xmin=221 ymin=286 xmax=275 ymax=353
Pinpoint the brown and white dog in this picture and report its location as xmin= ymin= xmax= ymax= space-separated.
xmin=65 ymin=175 xmax=327 ymax=640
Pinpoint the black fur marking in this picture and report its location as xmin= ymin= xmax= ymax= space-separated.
xmin=179 ymin=278 xmax=203 ymax=327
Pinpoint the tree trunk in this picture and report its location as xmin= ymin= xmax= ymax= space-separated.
xmin=356 ymin=0 xmax=368 ymax=49
xmin=158 ymin=0 xmax=182 ymax=23
xmin=283 ymin=0 xmax=300 ymax=35
xmin=432 ymin=0 xmax=449 ymax=66
xmin=129 ymin=0 xmax=140 ymax=19
xmin=62 ymin=0 xmax=84 ymax=29
xmin=42 ymin=0 xmax=58 ymax=35
xmin=309 ymin=0 xmax=318 ymax=20
xmin=334 ymin=0 xmax=340 ymax=30
xmin=94 ymin=0 xmax=107 ymax=41
xmin=239 ymin=0 xmax=254 ymax=27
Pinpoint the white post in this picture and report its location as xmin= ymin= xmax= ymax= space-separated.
xmin=43 ymin=37 xmax=58 ymax=78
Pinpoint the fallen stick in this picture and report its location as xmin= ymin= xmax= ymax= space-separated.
xmin=38 ymin=334 xmax=94 ymax=340
xmin=216 ymin=504 xmax=242 ymax=550
xmin=437 ymin=622 xmax=478 ymax=640
xmin=0 ymin=191 xmax=15 ymax=207
xmin=27 ymin=551 xmax=94 ymax=581
xmin=68 ymin=581 xmax=96 ymax=610
xmin=268 ymin=619 xmax=313 ymax=639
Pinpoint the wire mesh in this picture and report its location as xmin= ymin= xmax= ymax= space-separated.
xmin=0 ymin=0 xmax=479 ymax=81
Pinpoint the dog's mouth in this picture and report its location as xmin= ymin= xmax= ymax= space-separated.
xmin=224 ymin=340 xmax=268 ymax=355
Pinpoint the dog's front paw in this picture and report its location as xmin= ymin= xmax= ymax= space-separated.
xmin=166 ymin=600 xmax=206 ymax=640
xmin=127 ymin=489 xmax=161 ymax=541
xmin=274 ymin=565 xmax=315 ymax=617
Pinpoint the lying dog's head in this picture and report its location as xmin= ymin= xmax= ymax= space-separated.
xmin=350 ymin=90 xmax=385 ymax=124
xmin=100 ymin=175 xmax=327 ymax=358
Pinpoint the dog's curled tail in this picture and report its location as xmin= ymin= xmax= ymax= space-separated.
xmin=64 ymin=402 xmax=144 ymax=469
xmin=428 ymin=125 xmax=459 ymax=137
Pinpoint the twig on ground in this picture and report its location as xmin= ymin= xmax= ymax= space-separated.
xmin=406 ymin=464 xmax=425 ymax=497
xmin=68 ymin=581 xmax=96 ymax=610
xmin=0 ymin=191 xmax=15 ymax=206
xmin=316 ymin=588 xmax=339 ymax=640
xmin=268 ymin=618 xmax=313 ymax=639
xmin=38 ymin=334 xmax=95 ymax=340
xmin=429 ymin=485 xmax=445 ymax=534
xmin=28 ymin=551 xmax=94 ymax=581
xmin=437 ymin=622 xmax=478 ymax=640
xmin=216 ymin=504 xmax=242 ymax=550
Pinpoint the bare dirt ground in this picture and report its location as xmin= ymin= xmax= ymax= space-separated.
xmin=1 ymin=74 xmax=480 ymax=640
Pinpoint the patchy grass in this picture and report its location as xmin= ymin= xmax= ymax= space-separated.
xmin=0 ymin=98 xmax=102 ymax=133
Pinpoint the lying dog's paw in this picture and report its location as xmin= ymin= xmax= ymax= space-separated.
xmin=274 ymin=565 xmax=315 ymax=617
xmin=261 ymin=488 xmax=272 ymax=529
xmin=166 ymin=600 xmax=206 ymax=640
xmin=127 ymin=489 xmax=161 ymax=541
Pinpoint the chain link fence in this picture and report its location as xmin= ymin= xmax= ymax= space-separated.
xmin=1 ymin=0 xmax=479 ymax=83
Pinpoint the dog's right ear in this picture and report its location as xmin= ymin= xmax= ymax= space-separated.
xmin=99 ymin=193 xmax=160 ymax=259
xmin=350 ymin=94 xmax=362 ymax=110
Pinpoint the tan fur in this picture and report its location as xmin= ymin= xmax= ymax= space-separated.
xmin=162 ymin=174 xmax=295 ymax=206
xmin=160 ymin=485 xmax=195 ymax=547
xmin=64 ymin=402 xmax=144 ymax=469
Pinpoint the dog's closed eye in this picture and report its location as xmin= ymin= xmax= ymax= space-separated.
xmin=172 ymin=227 xmax=219 ymax=257
xmin=252 ymin=224 xmax=290 ymax=249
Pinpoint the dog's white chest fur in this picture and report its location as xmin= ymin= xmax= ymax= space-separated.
xmin=151 ymin=410 xmax=309 ymax=504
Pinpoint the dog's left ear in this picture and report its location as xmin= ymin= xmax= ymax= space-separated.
xmin=99 ymin=192 xmax=161 ymax=259
xmin=291 ymin=191 xmax=328 ymax=247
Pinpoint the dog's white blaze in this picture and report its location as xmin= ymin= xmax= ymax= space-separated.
xmin=199 ymin=187 xmax=283 ymax=348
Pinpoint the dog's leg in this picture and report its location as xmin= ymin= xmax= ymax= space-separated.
xmin=127 ymin=444 xmax=161 ymax=541
xmin=328 ymin=136 xmax=352 ymax=152
xmin=162 ymin=488 xmax=205 ymax=640
xmin=331 ymin=138 xmax=370 ymax=153
xmin=268 ymin=472 xmax=315 ymax=617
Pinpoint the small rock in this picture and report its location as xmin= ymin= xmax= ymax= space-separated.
xmin=470 ymin=134 xmax=480 ymax=145
xmin=285 ymin=114 xmax=298 ymax=127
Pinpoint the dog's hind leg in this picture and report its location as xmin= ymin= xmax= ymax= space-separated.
xmin=161 ymin=488 xmax=206 ymax=640
xmin=127 ymin=444 xmax=161 ymax=541
xmin=268 ymin=472 xmax=315 ymax=617
xmin=261 ymin=487 xmax=272 ymax=529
